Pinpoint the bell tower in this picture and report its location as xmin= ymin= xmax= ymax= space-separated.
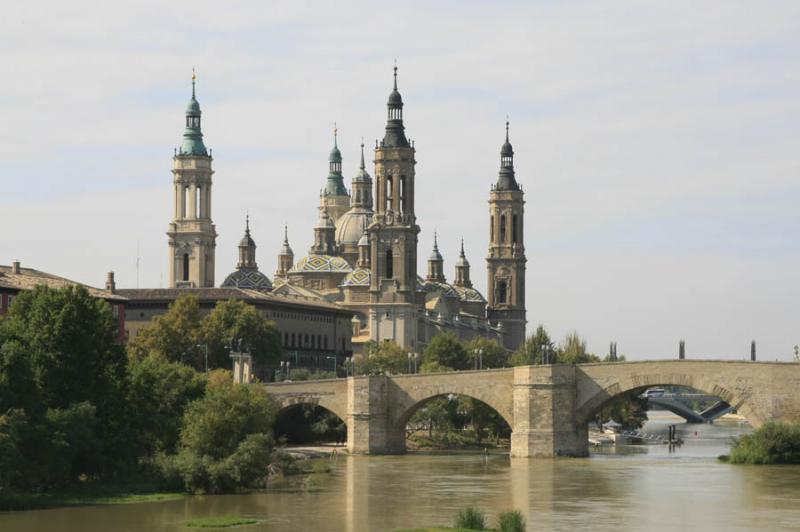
xmin=486 ymin=121 xmax=526 ymax=350
xmin=368 ymin=65 xmax=420 ymax=349
xmin=167 ymin=72 xmax=217 ymax=288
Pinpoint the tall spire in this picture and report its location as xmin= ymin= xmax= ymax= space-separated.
xmin=280 ymin=225 xmax=293 ymax=256
xmin=324 ymin=123 xmax=347 ymax=196
xmin=383 ymin=62 xmax=409 ymax=148
xmin=454 ymin=238 xmax=472 ymax=288
xmin=426 ymin=231 xmax=445 ymax=282
xmin=360 ymin=138 xmax=366 ymax=170
xmin=179 ymin=69 xmax=208 ymax=156
xmin=237 ymin=213 xmax=257 ymax=270
xmin=496 ymin=118 xmax=518 ymax=191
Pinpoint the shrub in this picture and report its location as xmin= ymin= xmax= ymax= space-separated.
xmin=498 ymin=510 xmax=526 ymax=532
xmin=728 ymin=421 xmax=800 ymax=464
xmin=454 ymin=507 xmax=486 ymax=530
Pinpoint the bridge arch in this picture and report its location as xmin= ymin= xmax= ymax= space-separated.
xmin=274 ymin=402 xmax=347 ymax=445
xmin=574 ymin=364 xmax=766 ymax=427
xmin=389 ymin=371 xmax=515 ymax=434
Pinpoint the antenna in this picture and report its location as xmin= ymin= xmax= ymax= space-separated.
xmin=136 ymin=240 xmax=141 ymax=289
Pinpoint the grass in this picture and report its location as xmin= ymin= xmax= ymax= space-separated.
xmin=0 ymin=485 xmax=184 ymax=511
xmin=185 ymin=516 xmax=258 ymax=528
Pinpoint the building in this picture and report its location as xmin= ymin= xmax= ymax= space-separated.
xmin=132 ymin=66 xmax=527 ymax=362
xmin=269 ymin=67 xmax=527 ymax=353
xmin=0 ymin=261 xmax=127 ymax=342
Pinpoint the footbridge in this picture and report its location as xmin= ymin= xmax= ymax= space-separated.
xmin=265 ymin=360 xmax=800 ymax=457
xmin=647 ymin=394 xmax=733 ymax=423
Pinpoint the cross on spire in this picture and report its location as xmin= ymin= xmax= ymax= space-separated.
xmin=505 ymin=116 xmax=510 ymax=142
xmin=393 ymin=59 xmax=398 ymax=90
xmin=192 ymin=67 xmax=196 ymax=98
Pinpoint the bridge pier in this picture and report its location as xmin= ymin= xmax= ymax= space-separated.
xmin=347 ymin=376 xmax=405 ymax=454
xmin=511 ymin=365 xmax=588 ymax=458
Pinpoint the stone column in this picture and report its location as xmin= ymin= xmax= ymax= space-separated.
xmin=346 ymin=376 xmax=404 ymax=454
xmin=511 ymin=365 xmax=588 ymax=457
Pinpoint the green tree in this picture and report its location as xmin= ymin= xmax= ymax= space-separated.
xmin=422 ymin=332 xmax=469 ymax=372
xmin=510 ymin=325 xmax=555 ymax=366
xmin=127 ymin=295 xmax=203 ymax=364
xmin=465 ymin=337 xmax=509 ymax=369
xmin=201 ymin=299 xmax=282 ymax=370
xmin=557 ymin=331 xmax=600 ymax=364
xmin=163 ymin=370 xmax=280 ymax=493
xmin=127 ymin=355 xmax=206 ymax=455
xmin=179 ymin=370 xmax=277 ymax=459
xmin=360 ymin=341 xmax=408 ymax=375
xmin=0 ymin=286 xmax=132 ymax=475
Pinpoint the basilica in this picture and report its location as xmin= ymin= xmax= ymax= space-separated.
xmin=166 ymin=68 xmax=527 ymax=354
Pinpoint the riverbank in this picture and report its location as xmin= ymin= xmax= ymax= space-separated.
xmin=0 ymin=484 xmax=185 ymax=512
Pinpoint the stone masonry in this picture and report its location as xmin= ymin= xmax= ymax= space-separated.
xmin=266 ymin=360 xmax=800 ymax=457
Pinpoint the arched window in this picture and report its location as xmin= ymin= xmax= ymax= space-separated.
xmin=385 ymin=176 xmax=393 ymax=212
xmin=399 ymin=176 xmax=406 ymax=213
xmin=490 ymin=215 xmax=494 ymax=241
xmin=500 ymin=215 xmax=507 ymax=243
xmin=196 ymin=186 xmax=202 ymax=218
xmin=182 ymin=253 xmax=189 ymax=281
xmin=385 ymin=249 xmax=393 ymax=278
xmin=497 ymin=280 xmax=507 ymax=304
xmin=512 ymin=214 xmax=518 ymax=243
xmin=183 ymin=186 xmax=190 ymax=218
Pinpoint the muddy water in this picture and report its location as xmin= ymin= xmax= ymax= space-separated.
xmin=2 ymin=415 xmax=799 ymax=531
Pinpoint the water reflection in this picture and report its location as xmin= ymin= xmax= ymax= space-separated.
xmin=2 ymin=416 xmax=800 ymax=532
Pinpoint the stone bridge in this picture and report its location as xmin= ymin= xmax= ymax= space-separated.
xmin=265 ymin=360 xmax=800 ymax=457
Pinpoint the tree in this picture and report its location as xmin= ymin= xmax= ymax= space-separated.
xmin=465 ymin=337 xmax=509 ymax=369
xmin=179 ymin=370 xmax=277 ymax=459
xmin=202 ymin=300 xmax=282 ymax=370
xmin=510 ymin=325 xmax=555 ymax=366
xmin=557 ymin=331 xmax=600 ymax=364
xmin=163 ymin=370 xmax=280 ymax=494
xmin=0 ymin=286 xmax=132 ymax=475
xmin=360 ymin=341 xmax=408 ymax=375
xmin=422 ymin=332 xmax=469 ymax=372
xmin=127 ymin=355 xmax=207 ymax=455
xmin=127 ymin=295 xmax=203 ymax=365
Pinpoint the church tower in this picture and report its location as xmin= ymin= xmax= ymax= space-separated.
xmin=453 ymin=239 xmax=472 ymax=288
xmin=275 ymin=226 xmax=294 ymax=280
xmin=167 ymin=73 xmax=217 ymax=288
xmin=426 ymin=232 xmax=445 ymax=283
xmin=486 ymin=121 xmax=526 ymax=350
xmin=321 ymin=126 xmax=350 ymax=224
xmin=368 ymin=65 xmax=420 ymax=349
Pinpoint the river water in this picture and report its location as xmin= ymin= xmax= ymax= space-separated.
xmin=3 ymin=414 xmax=800 ymax=532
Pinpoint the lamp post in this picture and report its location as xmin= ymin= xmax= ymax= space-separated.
xmin=407 ymin=353 xmax=418 ymax=374
xmin=196 ymin=344 xmax=208 ymax=373
xmin=794 ymin=345 xmax=799 ymax=362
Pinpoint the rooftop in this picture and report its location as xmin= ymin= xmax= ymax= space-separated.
xmin=0 ymin=264 xmax=126 ymax=302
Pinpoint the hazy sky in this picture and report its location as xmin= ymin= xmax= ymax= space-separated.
xmin=1 ymin=1 xmax=798 ymax=360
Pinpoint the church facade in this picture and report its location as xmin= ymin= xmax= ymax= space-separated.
xmin=166 ymin=68 xmax=527 ymax=355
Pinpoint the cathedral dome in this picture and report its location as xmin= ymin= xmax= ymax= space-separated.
xmin=453 ymin=285 xmax=486 ymax=303
xmin=336 ymin=210 xmax=373 ymax=246
xmin=221 ymin=269 xmax=272 ymax=291
xmin=422 ymin=280 xmax=459 ymax=299
xmin=289 ymin=254 xmax=353 ymax=273
xmin=341 ymin=267 xmax=371 ymax=287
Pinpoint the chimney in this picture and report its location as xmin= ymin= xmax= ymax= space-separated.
xmin=11 ymin=261 xmax=20 ymax=274
xmin=106 ymin=271 xmax=116 ymax=292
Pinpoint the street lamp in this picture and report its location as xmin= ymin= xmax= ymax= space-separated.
xmin=407 ymin=352 xmax=418 ymax=374
xmin=196 ymin=344 xmax=208 ymax=373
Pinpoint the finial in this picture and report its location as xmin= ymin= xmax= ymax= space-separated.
xmin=505 ymin=116 xmax=510 ymax=142
xmin=245 ymin=212 xmax=250 ymax=233
xmin=460 ymin=238 xmax=465 ymax=256
xmin=334 ymin=121 xmax=338 ymax=147
xmin=192 ymin=67 xmax=197 ymax=98
xmin=393 ymin=59 xmax=398 ymax=90
xmin=283 ymin=224 xmax=288 ymax=243
xmin=433 ymin=230 xmax=439 ymax=250
xmin=360 ymin=137 xmax=365 ymax=170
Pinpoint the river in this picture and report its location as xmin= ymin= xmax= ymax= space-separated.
xmin=2 ymin=414 xmax=800 ymax=531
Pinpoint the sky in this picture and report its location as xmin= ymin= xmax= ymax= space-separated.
xmin=0 ymin=1 xmax=798 ymax=360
